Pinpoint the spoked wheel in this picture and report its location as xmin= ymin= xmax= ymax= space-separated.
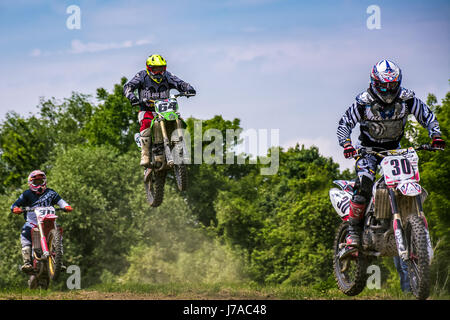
xmin=172 ymin=141 xmax=188 ymax=192
xmin=333 ymin=222 xmax=368 ymax=296
xmin=145 ymin=168 xmax=167 ymax=207
xmin=28 ymin=274 xmax=38 ymax=289
xmin=28 ymin=261 xmax=49 ymax=290
xmin=38 ymin=275 xmax=50 ymax=290
xmin=405 ymin=215 xmax=430 ymax=300
xmin=174 ymin=164 xmax=187 ymax=191
xmin=47 ymin=228 xmax=63 ymax=281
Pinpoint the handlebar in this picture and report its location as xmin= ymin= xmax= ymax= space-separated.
xmin=174 ymin=92 xmax=196 ymax=98
xmin=18 ymin=207 xmax=66 ymax=212
xmin=131 ymin=92 xmax=196 ymax=106
xmin=352 ymin=144 xmax=441 ymax=159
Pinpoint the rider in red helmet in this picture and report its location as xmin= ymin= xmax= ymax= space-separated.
xmin=11 ymin=170 xmax=73 ymax=273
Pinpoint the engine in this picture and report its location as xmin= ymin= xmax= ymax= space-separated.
xmin=362 ymin=216 xmax=398 ymax=256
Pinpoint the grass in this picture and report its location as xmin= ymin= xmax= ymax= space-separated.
xmin=1 ymin=281 xmax=448 ymax=300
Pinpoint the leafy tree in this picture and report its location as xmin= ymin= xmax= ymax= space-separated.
xmin=83 ymin=77 xmax=139 ymax=153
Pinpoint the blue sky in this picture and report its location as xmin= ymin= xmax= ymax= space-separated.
xmin=1 ymin=0 xmax=449 ymax=170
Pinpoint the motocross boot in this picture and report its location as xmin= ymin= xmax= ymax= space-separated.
xmin=139 ymin=128 xmax=152 ymax=167
xmin=21 ymin=246 xmax=33 ymax=273
xmin=341 ymin=196 xmax=366 ymax=259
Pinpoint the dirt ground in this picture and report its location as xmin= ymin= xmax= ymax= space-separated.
xmin=1 ymin=290 xmax=278 ymax=300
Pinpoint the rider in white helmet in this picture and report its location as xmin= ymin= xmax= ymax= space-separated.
xmin=337 ymin=59 xmax=445 ymax=257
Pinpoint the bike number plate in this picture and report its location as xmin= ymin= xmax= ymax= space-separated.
xmin=381 ymin=155 xmax=416 ymax=185
xmin=155 ymin=100 xmax=177 ymax=113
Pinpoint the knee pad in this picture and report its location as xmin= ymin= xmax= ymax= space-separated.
xmin=351 ymin=194 xmax=366 ymax=205
xmin=140 ymin=127 xmax=152 ymax=138
xmin=354 ymin=174 xmax=374 ymax=201
xmin=139 ymin=111 xmax=154 ymax=132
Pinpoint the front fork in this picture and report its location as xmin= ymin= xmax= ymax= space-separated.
xmin=159 ymin=120 xmax=174 ymax=167
xmin=36 ymin=221 xmax=50 ymax=259
xmin=389 ymin=189 xmax=434 ymax=263
xmin=158 ymin=118 xmax=188 ymax=167
xmin=388 ymin=188 xmax=409 ymax=261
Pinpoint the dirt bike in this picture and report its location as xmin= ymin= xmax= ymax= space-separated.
xmin=329 ymin=145 xmax=437 ymax=300
xmin=20 ymin=206 xmax=65 ymax=289
xmin=133 ymin=92 xmax=194 ymax=207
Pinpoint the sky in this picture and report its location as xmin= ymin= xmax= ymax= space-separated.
xmin=1 ymin=0 xmax=449 ymax=170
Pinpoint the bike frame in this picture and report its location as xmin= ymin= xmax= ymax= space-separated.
xmin=29 ymin=207 xmax=59 ymax=261
xmin=133 ymin=93 xmax=193 ymax=170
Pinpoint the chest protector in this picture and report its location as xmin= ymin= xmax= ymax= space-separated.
xmin=140 ymin=75 xmax=171 ymax=101
xmin=357 ymin=90 xmax=409 ymax=142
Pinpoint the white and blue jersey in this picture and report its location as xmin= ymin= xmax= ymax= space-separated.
xmin=11 ymin=188 xmax=68 ymax=225
xmin=337 ymin=87 xmax=441 ymax=149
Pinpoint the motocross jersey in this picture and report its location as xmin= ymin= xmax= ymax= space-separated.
xmin=123 ymin=70 xmax=195 ymax=111
xmin=11 ymin=188 xmax=69 ymax=225
xmin=337 ymin=87 xmax=442 ymax=149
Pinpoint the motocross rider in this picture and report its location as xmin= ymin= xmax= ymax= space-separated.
xmin=10 ymin=170 xmax=72 ymax=273
xmin=123 ymin=54 xmax=196 ymax=167
xmin=337 ymin=59 xmax=445 ymax=259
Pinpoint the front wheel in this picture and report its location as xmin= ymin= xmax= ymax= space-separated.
xmin=405 ymin=215 xmax=430 ymax=300
xmin=47 ymin=228 xmax=63 ymax=281
xmin=174 ymin=164 xmax=187 ymax=191
xmin=333 ymin=222 xmax=368 ymax=296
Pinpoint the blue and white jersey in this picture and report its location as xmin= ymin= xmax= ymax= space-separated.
xmin=11 ymin=188 xmax=68 ymax=225
xmin=337 ymin=87 xmax=441 ymax=149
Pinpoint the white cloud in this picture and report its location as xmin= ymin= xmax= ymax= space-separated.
xmin=135 ymin=39 xmax=152 ymax=46
xmin=28 ymin=38 xmax=154 ymax=57
xmin=30 ymin=49 xmax=41 ymax=57
xmin=69 ymin=39 xmax=147 ymax=54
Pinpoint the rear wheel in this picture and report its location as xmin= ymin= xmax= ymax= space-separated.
xmin=333 ymin=222 xmax=368 ymax=296
xmin=145 ymin=169 xmax=167 ymax=207
xmin=28 ymin=275 xmax=38 ymax=289
xmin=405 ymin=215 xmax=430 ymax=300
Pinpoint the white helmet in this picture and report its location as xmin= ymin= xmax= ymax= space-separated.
xmin=370 ymin=59 xmax=402 ymax=104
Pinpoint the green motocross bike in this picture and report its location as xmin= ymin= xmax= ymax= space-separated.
xmin=133 ymin=93 xmax=193 ymax=207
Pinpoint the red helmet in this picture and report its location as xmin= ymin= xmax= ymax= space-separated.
xmin=28 ymin=170 xmax=47 ymax=195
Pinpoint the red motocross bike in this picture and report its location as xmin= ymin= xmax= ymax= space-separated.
xmin=20 ymin=206 xmax=65 ymax=289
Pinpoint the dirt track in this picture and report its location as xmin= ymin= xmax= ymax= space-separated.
xmin=1 ymin=290 xmax=279 ymax=300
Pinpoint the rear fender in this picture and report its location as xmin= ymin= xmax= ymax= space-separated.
xmin=332 ymin=180 xmax=355 ymax=193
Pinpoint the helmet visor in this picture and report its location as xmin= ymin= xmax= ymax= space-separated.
xmin=373 ymin=80 xmax=400 ymax=93
xmin=31 ymin=178 xmax=45 ymax=186
xmin=148 ymin=65 xmax=166 ymax=75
